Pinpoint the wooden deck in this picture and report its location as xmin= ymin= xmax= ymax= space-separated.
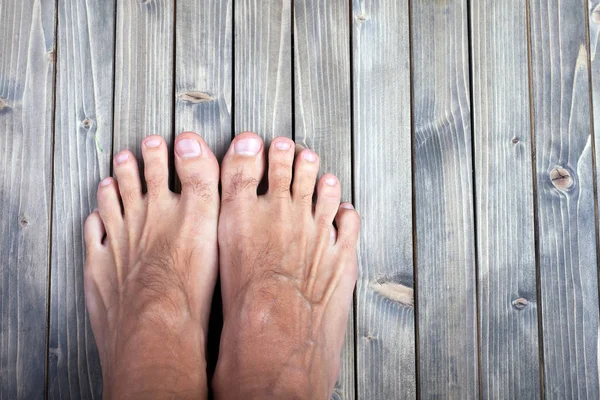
xmin=1 ymin=0 xmax=600 ymax=398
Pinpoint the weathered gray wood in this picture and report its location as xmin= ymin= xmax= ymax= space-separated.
xmin=0 ymin=1 xmax=56 ymax=398
xmin=529 ymin=0 xmax=600 ymax=397
xmin=294 ymin=1 xmax=353 ymax=398
xmin=176 ymin=0 xmax=232 ymax=159
xmin=471 ymin=1 xmax=541 ymax=398
xmin=590 ymin=0 xmax=600 ymax=279
xmin=411 ymin=1 xmax=478 ymax=398
xmin=352 ymin=1 xmax=415 ymax=399
xmin=114 ymin=0 xmax=174 ymax=160
xmin=47 ymin=0 xmax=115 ymax=398
xmin=234 ymin=0 xmax=292 ymax=140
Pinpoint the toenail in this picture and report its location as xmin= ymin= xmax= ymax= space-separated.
xmin=99 ymin=178 xmax=112 ymax=187
xmin=341 ymin=203 xmax=354 ymax=210
xmin=275 ymin=141 xmax=291 ymax=151
xmin=176 ymin=138 xmax=202 ymax=158
xmin=145 ymin=138 xmax=161 ymax=148
xmin=325 ymin=177 xmax=337 ymax=186
xmin=114 ymin=153 xmax=129 ymax=165
xmin=303 ymin=151 xmax=317 ymax=162
xmin=234 ymin=137 xmax=262 ymax=155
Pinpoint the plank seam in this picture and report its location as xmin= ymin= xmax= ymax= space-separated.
xmin=407 ymin=0 xmax=420 ymax=398
xmin=525 ymin=0 xmax=546 ymax=397
xmin=464 ymin=1 xmax=483 ymax=398
xmin=45 ymin=0 xmax=60 ymax=397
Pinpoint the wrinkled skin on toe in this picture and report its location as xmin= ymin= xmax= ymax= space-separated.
xmin=213 ymin=133 xmax=360 ymax=399
xmin=84 ymin=133 xmax=220 ymax=399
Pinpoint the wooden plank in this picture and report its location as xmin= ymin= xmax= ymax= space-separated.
xmin=529 ymin=0 xmax=600 ymax=397
xmin=293 ymin=1 xmax=353 ymax=398
xmin=352 ymin=1 xmax=415 ymax=399
xmin=470 ymin=1 xmax=541 ymax=398
xmin=411 ymin=1 xmax=478 ymax=398
xmin=47 ymin=0 xmax=115 ymax=398
xmin=175 ymin=0 xmax=232 ymax=159
xmin=234 ymin=0 xmax=292 ymax=140
xmin=590 ymin=0 xmax=600 ymax=276
xmin=114 ymin=0 xmax=174 ymax=161
xmin=0 ymin=1 xmax=56 ymax=398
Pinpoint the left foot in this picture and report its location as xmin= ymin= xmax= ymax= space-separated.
xmin=83 ymin=132 xmax=219 ymax=399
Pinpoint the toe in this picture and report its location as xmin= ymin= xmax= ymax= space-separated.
xmin=291 ymin=149 xmax=320 ymax=206
xmin=334 ymin=203 xmax=360 ymax=251
xmin=84 ymin=209 xmax=106 ymax=249
xmin=97 ymin=177 xmax=124 ymax=238
xmin=174 ymin=132 xmax=220 ymax=210
xmin=141 ymin=135 xmax=170 ymax=201
xmin=314 ymin=174 xmax=342 ymax=232
xmin=113 ymin=150 xmax=144 ymax=215
xmin=267 ymin=137 xmax=295 ymax=199
xmin=221 ymin=132 xmax=265 ymax=203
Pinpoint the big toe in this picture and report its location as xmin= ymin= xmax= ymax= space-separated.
xmin=221 ymin=132 xmax=265 ymax=203
xmin=174 ymin=132 xmax=220 ymax=213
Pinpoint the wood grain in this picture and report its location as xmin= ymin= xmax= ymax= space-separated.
xmin=529 ymin=0 xmax=600 ymax=397
xmin=0 ymin=1 xmax=56 ymax=398
xmin=471 ymin=1 xmax=541 ymax=398
xmin=234 ymin=0 xmax=292 ymax=140
xmin=175 ymin=0 xmax=232 ymax=159
xmin=114 ymin=0 xmax=174 ymax=161
xmin=352 ymin=0 xmax=416 ymax=399
xmin=47 ymin=0 xmax=115 ymax=398
xmin=293 ymin=1 xmax=353 ymax=398
xmin=590 ymin=0 xmax=600 ymax=271
xmin=411 ymin=1 xmax=478 ymax=398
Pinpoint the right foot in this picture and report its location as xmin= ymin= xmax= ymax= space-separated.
xmin=213 ymin=132 xmax=360 ymax=399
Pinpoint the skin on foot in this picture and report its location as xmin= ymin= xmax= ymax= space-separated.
xmin=213 ymin=132 xmax=360 ymax=399
xmin=84 ymin=132 xmax=220 ymax=399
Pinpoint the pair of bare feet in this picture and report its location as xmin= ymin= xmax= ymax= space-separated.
xmin=83 ymin=132 xmax=360 ymax=399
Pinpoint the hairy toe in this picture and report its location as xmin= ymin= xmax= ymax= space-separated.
xmin=221 ymin=132 xmax=265 ymax=203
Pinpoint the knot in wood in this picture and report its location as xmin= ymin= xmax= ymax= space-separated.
xmin=550 ymin=167 xmax=573 ymax=191
xmin=81 ymin=119 xmax=92 ymax=129
xmin=19 ymin=217 xmax=29 ymax=228
xmin=48 ymin=50 xmax=56 ymax=62
xmin=511 ymin=137 xmax=520 ymax=145
xmin=0 ymin=98 xmax=7 ymax=110
xmin=593 ymin=5 xmax=600 ymax=24
xmin=512 ymin=298 xmax=528 ymax=310
xmin=356 ymin=13 xmax=368 ymax=22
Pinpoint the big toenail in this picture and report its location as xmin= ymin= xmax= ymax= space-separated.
xmin=275 ymin=141 xmax=291 ymax=151
xmin=341 ymin=203 xmax=354 ymax=209
xmin=325 ymin=177 xmax=337 ymax=186
xmin=145 ymin=138 xmax=161 ymax=148
xmin=99 ymin=178 xmax=111 ymax=187
xmin=303 ymin=151 xmax=317 ymax=162
xmin=176 ymin=138 xmax=201 ymax=158
xmin=115 ymin=153 xmax=129 ymax=165
xmin=234 ymin=137 xmax=261 ymax=155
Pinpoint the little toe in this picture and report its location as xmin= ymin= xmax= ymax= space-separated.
xmin=291 ymin=149 xmax=320 ymax=207
xmin=84 ymin=209 xmax=106 ymax=250
xmin=267 ymin=137 xmax=295 ymax=199
xmin=141 ymin=135 xmax=170 ymax=201
xmin=314 ymin=174 xmax=342 ymax=233
xmin=174 ymin=132 xmax=220 ymax=211
xmin=113 ymin=150 xmax=144 ymax=214
xmin=97 ymin=177 xmax=124 ymax=238
xmin=221 ymin=132 xmax=265 ymax=203
xmin=334 ymin=203 xmax=360 ymax=252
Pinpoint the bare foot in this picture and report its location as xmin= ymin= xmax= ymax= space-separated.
xmin=213 ymin=133 xmax=360 ymax=399
xmin=84 ymin=133 xmax=219 ymax=399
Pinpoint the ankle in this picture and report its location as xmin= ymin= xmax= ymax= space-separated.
xmin=104 ymin=361 xmax=208 ymax=399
